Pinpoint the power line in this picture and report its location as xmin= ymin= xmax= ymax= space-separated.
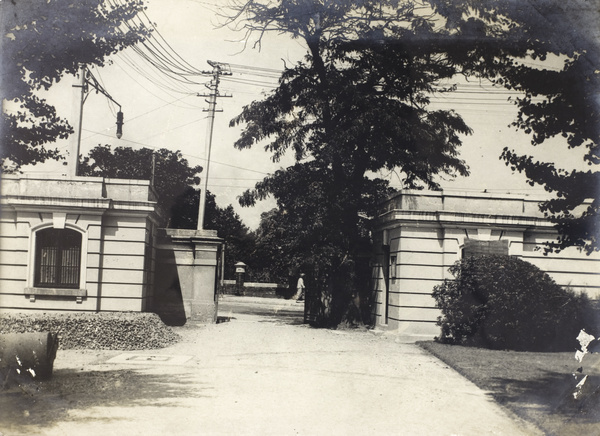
xmin=138 ymin=116 xmax=208 ymax=142
xmin=112 ymin=55 xmax=205 ymax=105
xmin=103 ymin=0 xmax=209 ymax=99
xmin=111 ymin=0 xmax=207 ymax=78
xmin=81 ymin=128 xmax=271 ymax=176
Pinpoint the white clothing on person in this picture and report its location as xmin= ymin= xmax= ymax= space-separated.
xmin=293 ymin=276 xmax=305 ymax=300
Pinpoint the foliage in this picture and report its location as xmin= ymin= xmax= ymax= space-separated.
xmin=80 ymin=145 xmax=254 ymax=278
xmin=226 ymin=0 xmax=488 ymax=325
xmin=246 ymin=162 xmax=390 ymax=323
xmin=79 ymin=145 xmax=201 ymax=225
xmin=452 ymin=0 xmax=600 ymax=254
xmin=171 ymin=187 xmax=255 ymax=280
xmin=0 ymin=0 xmax=149 ymax=171
xmin=432 ymin=255 xmax=596 ymax=351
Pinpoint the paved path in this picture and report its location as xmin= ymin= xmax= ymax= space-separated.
xmin=1 ymin=297 xmax=541 ymax=435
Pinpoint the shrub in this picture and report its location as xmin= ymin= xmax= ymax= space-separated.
xmin=432 ymin=255 xmax=597 ymax=351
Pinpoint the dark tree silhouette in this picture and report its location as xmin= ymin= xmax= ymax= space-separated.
xmin=0 ymin=0 xmax=149 ymax=170
xmin=80 ymin=145 xmax=254 ymax=277
xmin=224 ymin=0 xmax=600 ymax=324
xmin=225 ymin=1 xmax=477 ymax=324
xmin=79 ymin=145 xmax=201 ymax=226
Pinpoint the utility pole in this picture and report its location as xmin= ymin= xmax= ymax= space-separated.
xmin=69 ymin=65 xmax=124 ymax=177
xmin=69 ymin=65 xmax=87 ymax=177
xmin=197 ymin=60 xmax=231 ymax=230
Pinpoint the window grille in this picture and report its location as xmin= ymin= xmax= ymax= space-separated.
xmin=34 ymin=228 xmax=82 ymax=288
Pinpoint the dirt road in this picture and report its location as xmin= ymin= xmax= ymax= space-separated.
xmin=1 ymin=297 xmax=541 ymax=435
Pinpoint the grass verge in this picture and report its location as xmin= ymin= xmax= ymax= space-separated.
xmin=418 ymin=341 xmax=600 ymax=436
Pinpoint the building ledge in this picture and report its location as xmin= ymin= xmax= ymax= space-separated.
xmin=379 ymin=209 xmax=555 ymax=229
xmin=24 ymin=287 xmax=87 ymax=303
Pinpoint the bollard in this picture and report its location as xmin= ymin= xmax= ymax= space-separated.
xmin=0 ymin=332 xmax=59 ymax=380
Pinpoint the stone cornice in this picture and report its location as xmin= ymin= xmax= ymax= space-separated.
xmin=1 ymin=196 xmax=112 ymax=214
xmin=155 ymin=228 xmax=222 ymax=249
xmin=378 ymin=209 xmax=554 ymax=230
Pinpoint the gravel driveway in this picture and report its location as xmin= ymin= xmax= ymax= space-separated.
xmin=0 ymin=299 xmax=541 ymax=436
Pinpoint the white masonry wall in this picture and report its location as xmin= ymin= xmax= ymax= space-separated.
xmin=372 ymin=190 xmax=600 ymax=337
xmin=0 ymin=174 xmax=159 ymax=313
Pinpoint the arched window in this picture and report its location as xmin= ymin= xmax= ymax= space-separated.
xmin=34 ymin=228 xmax=82 ymax=288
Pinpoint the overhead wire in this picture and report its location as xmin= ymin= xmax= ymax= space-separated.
xmin=90 ymin=65 xmax=119 ymax=116
xmin=136 ymin=5 xmax=208 ymax=75
xmin=105 ymin=0 xmax=210 ymax=98
xmin=221 ymin=76 xmax=280 ymax=88
xmin=114 ymin=50 xmax=203 ymax=98
xmin=82 ymin=128 xmax=271 ymax=176
xmin=80 ymin=94 xmax=201 ymax=142
xmin=112 ymin=0 xmax=207 ymax=78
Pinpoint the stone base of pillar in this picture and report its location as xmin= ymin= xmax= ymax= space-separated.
xmin=182 ymin=299 xmax=218 ymax=323
xmin=157 ymin=228 xmax=223 ymax=323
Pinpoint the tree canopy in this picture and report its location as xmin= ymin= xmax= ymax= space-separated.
xmin=226 ymin=0 xmax=480 ymax=324
xmin=79 ymin=145 xmax=201 ymax=225
xmin=225 ymin=0 xmax=600 ymax=324
xmin=0 ymin=0 xmax=149 ymax=171
xmin=489 ymin=1 xmax=600 ymax=254
xmin=431 ymin=0 xmax=600 ymax=254
xmin=79 ymin=144 xmax=254 ymax=278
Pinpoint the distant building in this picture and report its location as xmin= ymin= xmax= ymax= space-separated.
xmin=371 ymin=190 xmax=600 ymax=338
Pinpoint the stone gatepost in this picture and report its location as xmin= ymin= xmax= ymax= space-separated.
xmin=160 ymin=229 xmax=223 ymax=323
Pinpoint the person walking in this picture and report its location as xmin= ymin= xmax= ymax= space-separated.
xmin=294 ymin=273 xmax=305 ymax=302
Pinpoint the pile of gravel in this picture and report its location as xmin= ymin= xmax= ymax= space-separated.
xmin=0 ymin=312 xmax=180 ymax=350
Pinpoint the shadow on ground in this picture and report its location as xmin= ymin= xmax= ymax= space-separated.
xmin=229 ymin=308 xmax=305 ymax=325
xmin=491 ymin=370 xmax=598 ymax=409
xmin=489 ymin=372 xmax=600 ymax=435
xmin=419 ymin=341 xmax=600 ymax=436
xmin=0 ymin=367 xmax=210 ymax=430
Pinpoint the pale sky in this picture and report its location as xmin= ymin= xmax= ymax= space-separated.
xmin=22 ymin=0 xmax=587 ymax=229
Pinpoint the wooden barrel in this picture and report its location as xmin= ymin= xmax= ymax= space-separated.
xmin=0 ymin=332 xmax=59 ymax=380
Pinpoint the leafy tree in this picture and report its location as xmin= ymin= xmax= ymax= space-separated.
xmin=171 ymin=187 xmax=255 ymax=280
xmin=419 ymin=1 xmax=600 ymax=254
xmin=225 ymin=0 xmax=493 ymax=325
xmin=225 ymin=1 xmax=600 ymax=325
xmin=250 ymin=208 xmax=289 ymax=283
xmin=248 ymin=163 xmax=391 ymax=295
xmin=79 ymin=145 xmax=201 ymax=226
xmin=80 ymin=145 xmax=254 ymax=277
xmin=0 ymin=0 xmax=149 ymax=171
xmin=490 ymin=2 xmax=600 ymax=254
xmin=416 ymin=0 xmax=599 ymax=254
